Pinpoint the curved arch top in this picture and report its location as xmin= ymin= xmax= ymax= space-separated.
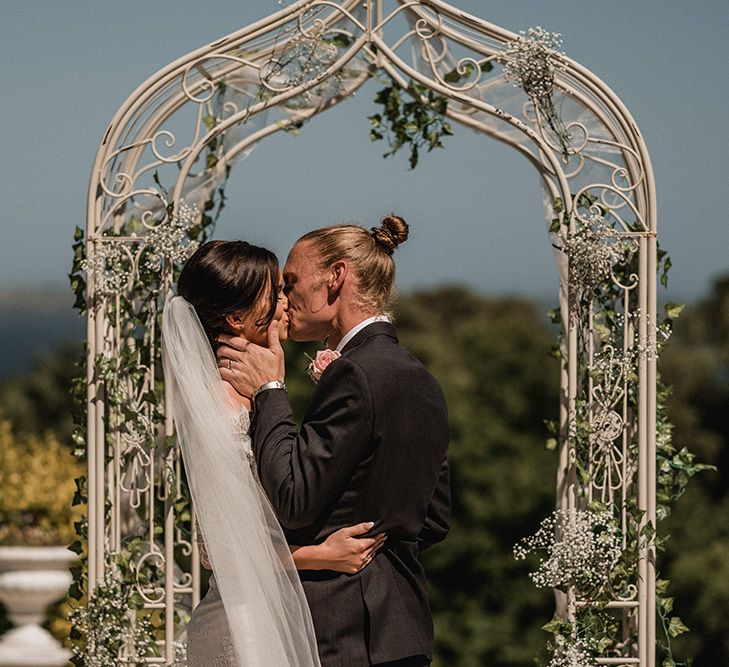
xmin=87 ymin=0 xmax=656 ymax=242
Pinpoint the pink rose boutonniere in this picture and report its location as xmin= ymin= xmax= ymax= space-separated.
xmin=306 ymin=349 xmax=341 ymax=383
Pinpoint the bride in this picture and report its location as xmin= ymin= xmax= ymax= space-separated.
xmin=162 ymin=240 xmax=385 ymax=666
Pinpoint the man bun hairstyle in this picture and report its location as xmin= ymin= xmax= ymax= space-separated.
xmin=299 ymin=214 xmax=410 ymax=315
xmin=370 ymin=214 xmax=409 ymax=255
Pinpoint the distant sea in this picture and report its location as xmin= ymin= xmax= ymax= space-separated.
xmin=0 ymin=289 xmax=84 ymax=381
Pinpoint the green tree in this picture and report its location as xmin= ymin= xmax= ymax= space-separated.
xmin=658 ymin=276 xmax=729 ymax=664
xmin=0 ymin=342 xmax=81 ymax=441
xmin=397 ymin=287 xmax=560 ymax=666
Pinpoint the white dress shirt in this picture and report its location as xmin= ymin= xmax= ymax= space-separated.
xmin=335 ymin=315 xmax=391 ymax=352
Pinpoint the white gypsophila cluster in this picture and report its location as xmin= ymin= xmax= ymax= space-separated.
xmin=70 ymin=568 xmax=156 ymax=665
xmin=617 ymin=309 xmax=672 ymax=359
xmin=265 ymin=28 xmax=345 ymax=106
xmin=564 ymin=214 xmax=629 ymax=296
xmin=514 ymin=509 xmax=622 ymax=594
xmin=170 ymin=640 xmax=188 ymax=666
xmin=599 ymin=310 xmax=672 ymax=365
xmin=548 ymin=634 xmax=596 ymax=667
xmin=143 ymin=200 xmax=200 ymax=273
xmin=81 ymin=241 xmax=131 ymax=298
xmin=503 ymin=26 xmax=565 ymax=99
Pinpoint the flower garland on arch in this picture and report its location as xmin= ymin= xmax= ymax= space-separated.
xmin=64 ymin=20 xmax=712 ymax=665
xmin=526 ymin=189 xmax=713 ymax=666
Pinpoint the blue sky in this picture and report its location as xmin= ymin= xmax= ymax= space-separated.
xmin=1 ymin=0 xmax=727 ymax=303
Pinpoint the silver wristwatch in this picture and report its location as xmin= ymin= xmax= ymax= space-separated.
xmin=252 ymin=380 xmax=287 ymax=401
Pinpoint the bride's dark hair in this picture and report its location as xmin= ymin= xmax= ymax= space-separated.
xmin=177 ymin=240 xmax=279 ymax=346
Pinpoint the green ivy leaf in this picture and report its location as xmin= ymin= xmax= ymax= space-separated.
xmin=541 ymin=618 xmax=569 ymax=635
xmin=324 ymin=33 xmax=352 ymax=48
xmin=409 ymin=144 xmax=419 ymax=170
xmin=587 ymin=499 xmax=608 ymax=513
xmin=664 ymin=302 xmax=684 ymax=320
xmin=68 ymin=539 xmax=84 ymax=555
xmin=369 ymin=75 xmax=453 ymax=170
xmin=661 ymin=256 xmax=672 ymax=288
xmin=659 ymin=596 xmax=674 ymax=614
xmin=667 ymin=616 xmax=689 ymax=637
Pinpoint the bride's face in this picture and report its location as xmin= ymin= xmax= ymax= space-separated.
xmin=233 ymin=272 xmax=289 ymax=345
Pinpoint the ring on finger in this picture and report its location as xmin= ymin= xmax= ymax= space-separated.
xmin=227 ymin=359 xmax=232 ymax=371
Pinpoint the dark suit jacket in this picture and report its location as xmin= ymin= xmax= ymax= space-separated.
xmin=251 ymin=321 xmax=450 ymax=666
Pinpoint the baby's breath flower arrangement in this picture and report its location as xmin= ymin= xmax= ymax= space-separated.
xmin=170 ymin=640 xmax=188 ymax=666
xmin=80 ymin=202 xmax=200 ymax=299
xmin=80 ymin=241 xmax=132 ymax=299
xmin=142 ymin=201 xmax=201 ymax=275
xmin=70 ymin=564 xmax=156 ymax=666
xmin=503 ymin=26 xmax=571 ymax=154
xmin=564 ymin=214 xmax=630 ymax=299
xmin=514 ymin=508 xmax=622 ymax=596
xmin=263 ymin=23 xmax=349 ymax=107
xmin=548 ymin=633 xmax=597 ymax=667
xmin=504 ymin=27 xmax=563 ymax=100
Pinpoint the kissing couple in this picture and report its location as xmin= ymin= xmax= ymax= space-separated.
xmin=162 ymin=215 xmax=451 ymax=666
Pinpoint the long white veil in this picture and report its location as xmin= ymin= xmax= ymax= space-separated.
xmin=162 ymin=295 xmax=320 ymax=666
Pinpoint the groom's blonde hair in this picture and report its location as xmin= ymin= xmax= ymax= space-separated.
xmin=299 ymin=214 xmax=409 ymax=314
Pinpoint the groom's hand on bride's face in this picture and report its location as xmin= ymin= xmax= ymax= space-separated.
xmin=216 ymin=321 xmax=285 ymax=398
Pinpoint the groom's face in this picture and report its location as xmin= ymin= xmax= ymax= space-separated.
xmin=283 ymin=241 xmax=332 ymax=342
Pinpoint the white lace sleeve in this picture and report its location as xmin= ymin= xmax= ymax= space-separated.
xmin=194 ymin=518 xmax=212 ymax=570
xmin=236 ymin=409 xmax=258 ymax=478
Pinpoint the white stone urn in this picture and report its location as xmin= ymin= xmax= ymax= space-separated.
xmin=0 ymin=546 xmax=76 ymax=667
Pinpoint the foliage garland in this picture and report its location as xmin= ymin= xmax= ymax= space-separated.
xmin=64 ymin=27 xmax=710 ymax=665
xmin=529 ymin=190 xmax=714 ymax=666
xmin=67 ymin=85 xmax=228 ymax=662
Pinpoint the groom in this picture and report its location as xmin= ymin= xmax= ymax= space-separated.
xmin=217 ymin=221 xmax=450 ymax=666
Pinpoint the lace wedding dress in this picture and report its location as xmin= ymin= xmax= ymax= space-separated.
xmin=186 ymin=411 xmax=254 ymax=667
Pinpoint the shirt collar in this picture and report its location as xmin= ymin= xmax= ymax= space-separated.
xmin=334 ymin=315 xmax=391 ymax=352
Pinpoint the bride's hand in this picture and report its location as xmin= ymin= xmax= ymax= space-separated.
xmin=290 ymin=523 xmax=386 ymax=574
xmin=321 ymin=523 xmax=387 ymax=574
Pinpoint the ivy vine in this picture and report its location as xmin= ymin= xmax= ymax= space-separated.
xmin=533 ymin=194 xmax=715 ymax=666
xmin=65 ymin=34 xmax=710 ymax=666
xmin=368 ymin=78 xmax=454 ymax=169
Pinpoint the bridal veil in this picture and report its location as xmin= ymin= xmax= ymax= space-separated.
xmin=162 ymin=295 xmax=320 ymax=666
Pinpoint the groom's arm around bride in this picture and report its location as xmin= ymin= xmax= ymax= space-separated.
xmin=219 ymin=217 xmax=450 ymax=667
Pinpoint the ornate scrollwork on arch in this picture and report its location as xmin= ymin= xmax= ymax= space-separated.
xmin=78 ymin=2 xmax=658 ymax=664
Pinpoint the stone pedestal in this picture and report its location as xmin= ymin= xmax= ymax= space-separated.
xmin=0 ymin=547 xmax=75 ymax=667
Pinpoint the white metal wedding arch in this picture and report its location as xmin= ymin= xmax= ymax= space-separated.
xmin=81 ymin=1 xmax=658 ymax=664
